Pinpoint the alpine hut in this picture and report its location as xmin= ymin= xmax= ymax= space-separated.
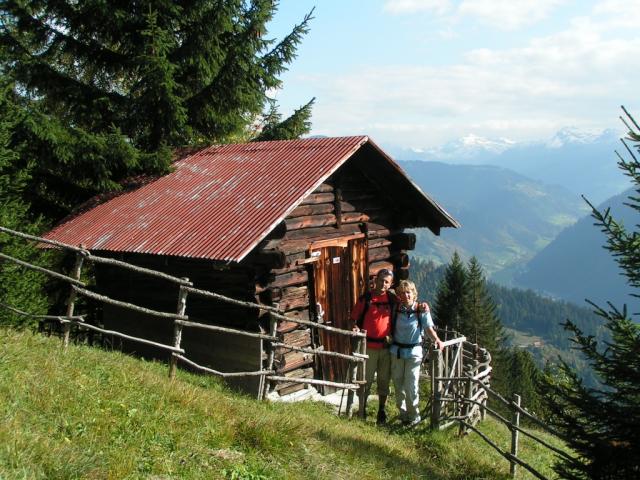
xmin=42 ymin=136 xmax=459 ymax=397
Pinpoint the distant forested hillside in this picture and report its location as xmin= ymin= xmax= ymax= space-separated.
xmin=411 ymin=258 xmax=605 ymax=385
xmin=399 ymin=161 xmax=589 ymax=278
xmin=515 ymin=188 xmax=637 ymax=312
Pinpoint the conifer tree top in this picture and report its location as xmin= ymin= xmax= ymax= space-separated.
xmin=0 ymin=1 xmax=312 ymax=150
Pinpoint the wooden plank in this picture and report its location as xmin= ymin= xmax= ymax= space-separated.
xmin=341 ymin=212 xmax=370 ymax=224
xmin=367 ymin=238 xmax=391 ymax=249
xmin=283 ymin=224 xmax=362 ymax=241
xmin=313 ymin=183 xmax=334 ymax=193
xmin=277 ymin=308 xmax=310 ymax=333
xmin=281 ymin=328 xmax=312 ymax=347
xmin=265 ymin=227 xmax=364 ymax=252
xmin=274 ymin=367 xmax=314 ymax=395
xmin=288 ymin=203 xmax=334 ymax=218
xmin=368 ymin=246 xmax=391 ymax=262
xmin=300 ymin=192 xmax=334 ymax=205
xmin=308 ymin=233 xmax=365 ymax=250
xmin=366 ymin=224 xmax=398 ymax=240
xmin=278 ymin=286 xmax=309 ymax=310
xmin=175 ymin=319 xmax=277 ymax=341
xmin=275 ymin=349 xmax=314 ymax=373
xmin=270 ymin=270 xmax=308 ymax=289
xmin=269 ymin=252 xmax=307 ymax=275
xmin=285 ymin=213 xmax=337 ymax=231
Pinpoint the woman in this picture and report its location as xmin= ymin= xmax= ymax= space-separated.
xmin=390 ymin=280 xmax=444 ymax=426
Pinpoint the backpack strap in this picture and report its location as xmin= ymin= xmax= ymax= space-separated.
xmin=416 ymin=303 xmax=425 ymax=332
xmin=356 ymin=291 xmax=372 ymax=329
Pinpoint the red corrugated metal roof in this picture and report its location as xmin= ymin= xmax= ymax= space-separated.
xmin=43 ymin=136 xmax=370 ymax=261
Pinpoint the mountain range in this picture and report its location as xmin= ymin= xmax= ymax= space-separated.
xmin=393 ymin=127 xmax=631 ymax=204
xmin=514 ymin=188 xmax=637 ymax=311
xmin=399 ymin=160 xmax=590 ymax=279
xmin=395 ymin=126 xmax=638 ymax=316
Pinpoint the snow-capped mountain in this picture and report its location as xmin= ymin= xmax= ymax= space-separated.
xmin=392 ymin=127 xmax=629 ymax=204
xmin=414 ymin=134 xmax=517 ymax=160
xmin=545 ymin=127 xmax=619 ymax=148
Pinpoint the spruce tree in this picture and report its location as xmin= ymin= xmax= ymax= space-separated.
xmin=0 ymin=81 xmax=48 ymax=327
xmin=255 ymin=98 xmax=315 ymax=141
xmin=541 ymin=109 xmax=640 ymax=479
xmin=433 ymin=252 xmax=467 ymax=332
xmin=0 ymin=1 xmax=313 ymax=221
xmin=461 ymin=256 xmax=506 ymax=351
xmin=503 ymin=348 xmax=544 ymax=416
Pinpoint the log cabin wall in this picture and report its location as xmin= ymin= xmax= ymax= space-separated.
xmin=93 ymin=252 xmax=264 ymax=394
xmin=252 ymin=155 xmax=418 ymax=396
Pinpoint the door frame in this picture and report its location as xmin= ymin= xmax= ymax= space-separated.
xmin=308 ymin=233 xmax=368 ymax=390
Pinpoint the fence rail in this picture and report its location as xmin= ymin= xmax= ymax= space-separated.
xmin=429 ymin=330 xmax=574 ymax=479
xmin=0 ymin=226 xmax=368 ymax=411
xmin=2 ymin=224 xmax=573 ymax=475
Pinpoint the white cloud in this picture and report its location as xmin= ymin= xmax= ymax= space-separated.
xmin=384 ymin=0 xmax=568 ymax=29
xmin=383 ymin=0 xmax=453 ymax=15
xmin=300 ymin=11 xmax=640 ymax=148
xmin=587 ymin=0 xmax=640 ymax=30
xmin=460 ymin=0 xmax=567 ymax=29
xmin=593 ymin=0 xmax=640 ymax=15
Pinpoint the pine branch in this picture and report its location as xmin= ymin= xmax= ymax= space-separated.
xmin=261 ymin=8 xmax=314 ymax=79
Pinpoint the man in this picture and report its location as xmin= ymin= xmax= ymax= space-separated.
xmin=351 ymin=268 xmax=396 ymax=425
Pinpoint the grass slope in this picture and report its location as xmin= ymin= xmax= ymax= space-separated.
xmin=1 ymin=328 xmax=562 ymax=479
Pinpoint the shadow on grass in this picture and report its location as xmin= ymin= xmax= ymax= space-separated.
xmin=312 ymin=419 xmax=510 ymax=480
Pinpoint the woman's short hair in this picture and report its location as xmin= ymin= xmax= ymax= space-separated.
xmin=396 ymin=279 xmax=418 ymax=298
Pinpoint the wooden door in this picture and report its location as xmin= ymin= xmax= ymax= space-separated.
xmin=312 ymin=237 xmax=368 ymax=391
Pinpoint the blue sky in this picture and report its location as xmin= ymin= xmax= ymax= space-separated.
xmin=267 ymin=0 xmax=639 ymax=151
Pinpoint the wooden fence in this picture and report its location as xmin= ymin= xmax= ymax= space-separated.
xmin=429 ymin=328 xmax=491 ymax=431
xmin=428 ymin=328 xmax=575 ymax=479
xmin=0 ymin=225 xmax=368 ymax=414
xmin=1 ymin=225 xmax=576 ymax=476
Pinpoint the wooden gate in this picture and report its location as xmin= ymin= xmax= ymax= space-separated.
xmin=311 ymin=235 xmax=367 ymax=392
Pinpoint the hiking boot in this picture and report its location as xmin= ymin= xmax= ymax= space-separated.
xmin=376 ymin=409 xmax=387 ymax=425
xmin=403 ymin=415 xmax=421 ymax=427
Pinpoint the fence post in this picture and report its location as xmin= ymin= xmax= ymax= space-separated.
xmin=459 ymin=376 xmax=473 ymax=435
xmin=345 ymin=345 xmax=357 ymax=417
xmin=430 ymin=346 xmax=443 ymax=429
xmin=357 ymin=336 xmax=367 ymax=418
xmin=62 ymin=251 xmax=85 ymax=349
xmin=169 ymin=279 xmax=189 ymax=379
xmin=481 ymin=381 xmax=488 ymax=421
xmin=261 ymin=303 xmax=279 ymax=399
xmin=510 ymin=393 xmax=521 ymax=478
